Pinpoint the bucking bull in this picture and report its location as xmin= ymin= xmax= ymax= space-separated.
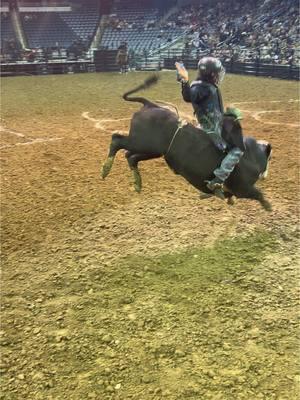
xmin=102 ymin=75 xmax=272 ymax=210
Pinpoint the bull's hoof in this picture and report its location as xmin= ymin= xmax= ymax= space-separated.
xmin=133 ymin=170 xmax=142 ymax=193
xmin=101 ymin=157 xmax=114 ymax=179
xmin=134 ymin=183 xmax=141 ymax=193
xmin=227 ymin=196 xmax=235 ymax=205
xmin=262 ymin=200 xmax=272 ymax=212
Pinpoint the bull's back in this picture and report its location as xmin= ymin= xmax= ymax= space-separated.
xmin=128 ymin=106 xmax=179 ymax=154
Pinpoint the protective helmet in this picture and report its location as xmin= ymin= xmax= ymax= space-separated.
xmin=197 ymin=56 xmax=225 ymax=85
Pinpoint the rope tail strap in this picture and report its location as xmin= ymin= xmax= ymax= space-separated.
xmin=165 ymin=118 xmax=187 ymax=156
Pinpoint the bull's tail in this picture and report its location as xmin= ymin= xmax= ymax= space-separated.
xmin=122 ymin=74 xmax=159 ymax=106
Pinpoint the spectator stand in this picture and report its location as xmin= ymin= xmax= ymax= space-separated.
xmin=99 ymin=0 xmax=183 ymax=54
xmin=17 ymin=1 xmax=101 ymax=62
xmin=58 ymin=3 xmax=100 ymax=49
xmin=1 ymin=0 xmax=299 ymax=79
xmin=1 ymin=12 xmax=22 ymax=62
xmin=145 ymin=0 xmax=299 ymax=67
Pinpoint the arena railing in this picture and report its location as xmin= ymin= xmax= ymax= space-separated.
xmin=1 ymin=51 xmax=298 ymax=81
xmin=160 ymin=52 xmax=299 ymax=80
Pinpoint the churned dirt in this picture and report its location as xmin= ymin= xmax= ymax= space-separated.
xmin=1 ymin=72 xmax=299 ymax=399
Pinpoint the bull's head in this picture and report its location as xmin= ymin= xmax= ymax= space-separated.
xmin=257 ymin=140 xmax=272 ymax=179
xmin=222 ymin=116 xmax=272 ymax=180
xmin=222 ymin=116 xmax=244 ymax=150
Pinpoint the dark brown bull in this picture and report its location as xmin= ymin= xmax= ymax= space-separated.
xmin=102 ymin=75 xmax=272 ymax=210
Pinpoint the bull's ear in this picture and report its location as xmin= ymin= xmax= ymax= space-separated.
xmin=222 ymin=117 xmax=244 ymax=150
xmin=223 ymin=117 xmax=242 ymax=138
xmin=222 ymin=117 xmax=235 ymax=137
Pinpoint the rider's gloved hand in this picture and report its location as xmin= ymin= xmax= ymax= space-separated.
xmin=175 ymin=62 xmax=189 ymax=83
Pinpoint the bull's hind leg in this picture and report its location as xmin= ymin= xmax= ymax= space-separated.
xmin=126 ymin=152 xmax=161 ymax=192
xmin=102 ymin=133 xmax=129 ymax=179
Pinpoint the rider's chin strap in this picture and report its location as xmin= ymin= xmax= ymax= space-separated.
xmin=165 ymin=118 xmax=188 ymax=156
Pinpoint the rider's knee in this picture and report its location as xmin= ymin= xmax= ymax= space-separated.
xmin=229 ymin=147 xmax=244 ymax=159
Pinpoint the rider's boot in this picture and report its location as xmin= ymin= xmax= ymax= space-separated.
xmin=206 ymin=177 xmax=225 ymax=200
xmin=199 ymin=192 xmax=214 ymax=199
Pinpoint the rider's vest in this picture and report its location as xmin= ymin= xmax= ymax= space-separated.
xmin=182 ymin=81 xmax=224 ymax=136
xmin=189 ymin=80 xmax=224 ymax=136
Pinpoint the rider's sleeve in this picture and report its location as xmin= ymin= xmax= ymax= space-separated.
xmin=181 ymin=81 xmax=192 ymax=102
xmin=182 ymin=82 xmax=209 ymax=103
xmin=190 ymin=84 xmax=210 ymax=104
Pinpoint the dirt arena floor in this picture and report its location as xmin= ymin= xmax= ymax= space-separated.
xmin=1 ymin=71 xmax=299 ymax=399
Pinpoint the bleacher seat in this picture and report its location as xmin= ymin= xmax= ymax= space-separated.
xmin=22 ymin=13 xmax=78 ymax=48
xmin=59 ymin=6 xmax=99 ymax=42
xmin=101 ymin=26 xmax=183 ymax=52
xmin=1 ymin=14 xmax=17 ymax=48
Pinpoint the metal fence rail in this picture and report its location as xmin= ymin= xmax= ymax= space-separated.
xmin=1 ymin=51 xmax=299 ymax=81
xmin=0 ymin=60 xmax=95 ymax=76
xmin=162 ymin=56 xmax=299 ymax=80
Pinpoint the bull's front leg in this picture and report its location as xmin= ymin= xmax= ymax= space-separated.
xmin=102 ymin=133 xmax=129 ymax=179
xmin=239 ymin=185 xmax=272 ymax=211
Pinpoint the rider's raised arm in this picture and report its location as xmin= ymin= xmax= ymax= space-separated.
xmin=190 ymin=83 xmax=210 ymax=103
xmin=182 ymin=81 xmax=209 ymax=104
xmin=181 ymin=81 xmax=192 ymax=102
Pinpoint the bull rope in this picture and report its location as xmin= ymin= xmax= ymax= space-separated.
xmin=165 ymin=119 xmax=188 ymax=156
xmin=156 ymin=100 xmax=180 ymax=117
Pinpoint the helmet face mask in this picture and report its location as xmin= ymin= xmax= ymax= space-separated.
xmin=198 ymin=56 xmax=225 ymax=85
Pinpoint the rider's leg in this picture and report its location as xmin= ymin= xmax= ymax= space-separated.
xmin=206 ymin=147 xmax=244 ymax=199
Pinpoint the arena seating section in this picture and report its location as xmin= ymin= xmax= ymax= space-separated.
xmin=0 ymin=0 xmax=299 ymax=66
xmin=100 ymin=2 xmax=183 ymax=52
xmin=21 ymin=4 xmax=99 ymax=49
xmin=59 ymin=6 xmax=99 ymax=43
xmin=98 ymin=0 xmax=298 ymax=65
xmin=1 ymin=14 xmax=17 ymax=48
xmin=21 ymin=13 xmax=78 ymax=49
xmin=101 ymin=27 xmax=183 ymax=53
